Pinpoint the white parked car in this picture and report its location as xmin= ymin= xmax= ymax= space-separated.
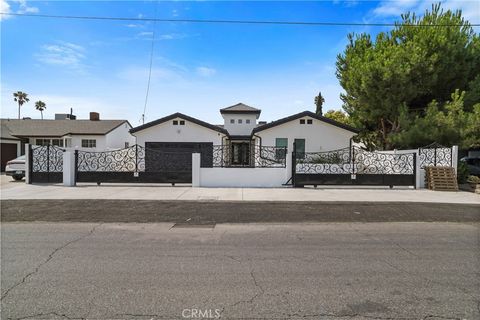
xmin=5 ymin=155 xmax=26 ymax=181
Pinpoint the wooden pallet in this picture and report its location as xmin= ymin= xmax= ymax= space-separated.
xmin=425 ymin=166 xmax=458 ymax=191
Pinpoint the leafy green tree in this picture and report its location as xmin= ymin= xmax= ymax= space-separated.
xmin=336 ymin=4 xmax=479 ymax=149
xmin=323 ymin=109 xmax=352 ymax=126
xmin=391 ymin=90 xmax=480 ymax=149
xmin=314 ymin=92 xmax=325 ymax=115
xmin=35 ymin=101 xmax=46 ymax=119
xmin=13 ymin=91 xmax=30 ymax=119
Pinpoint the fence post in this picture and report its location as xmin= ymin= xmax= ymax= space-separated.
xmin=47 ymin=145 xmax=50 ymax=183
xmin=413 ymin=152 xmax=418 ymax=189
xmin=292 ymin=142 xmax=296 ymax=187
xmin=25 ymin=144 xmax=32 ymax=184
xmin=192 ymin=153 xmax=201 ymax=187
xmin=135 ymin=144 xmax=138 ymax=173
xmin=452 ymin=145 xmax=458 ymax=174
xmin=74 ymin=150 xmax=78 ymax=186
xmin=63 ymin=150 xmax=75 ymax=187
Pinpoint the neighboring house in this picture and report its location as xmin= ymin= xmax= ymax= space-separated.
xmin=0 ymin=112 xmax=135 ymax=171
xmin=130 ymin=103 xmax=358 ymax=166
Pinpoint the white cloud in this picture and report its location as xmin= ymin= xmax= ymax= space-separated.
xmin=0 ymin=0 xmax=11 ymax=20
xmin=125 ymin=23 xmax=143 ymax=28
xmin=196 ymin=66 xmax=216 ymax=77
xmin=158 ymin=33 xmax=188 ymax=40
xmin=373 ymin=0 xmax=480 ymax=23
xmin=13 ymin=0 xmax=39 ymax=14
xmin=35 ymin=42 xmax=87 ymax=73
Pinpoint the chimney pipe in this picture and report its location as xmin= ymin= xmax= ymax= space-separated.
xmin=90 ymin=112 xmax=100 ymax=121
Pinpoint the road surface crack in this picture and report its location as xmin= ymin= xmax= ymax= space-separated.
xmin=1 ymin=223 xmax=102 ymax=302
xmin=230 ymin=270 xmax=265 ymax=309
xmin=10 ymin=311 xmax=87 ymax=320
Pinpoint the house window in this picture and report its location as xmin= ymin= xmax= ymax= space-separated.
xmin=300 ymin=119 xmax=306 ymax=124
xmin=125 ymin=142 xmax=130 ymax=148
xmin=35 ymin=139 xmax=49 ymax=146
xmin=275 ymin=138 xmax=288 ymax=160
xmin=294 ymin=139 xmax=305 ymax=158
xmin=246 ymin=119 xmax=251 ymax=124
xmin=51 ymin=139 xmax=64 ymax=147
xmin=81 ymin=139 xmax=96 ymax=148
xmin=230 ymin=119 xmax=235 ymax=124
xmin=35 ymin=138 xmax=63 ymax=146
xmin=179 ymin=120 xmax=185 ymax=125
xmin=307 ymin=119 xmax=313 ymax=124
xmin=173 ymin=120 xmax=179 ymax=125
xmin=238 ymin=119 xmax=243 ymax=124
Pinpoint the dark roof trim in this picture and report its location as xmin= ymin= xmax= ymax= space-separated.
xmin=0 ymin=137 xmax=21 ymax=141
xmin=228 ymin=135 xmax=253 ymax=140
xmin=220 ymin=110 xmax=261 ymax=114
xmin=252 ymin=111 xmax=359 ymax=134
xmin=12 ymin=133 xmax=110 ymax=138
xmin=130 ymin=112 xmax=229 ymax=135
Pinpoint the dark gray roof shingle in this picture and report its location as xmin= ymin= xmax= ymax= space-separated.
xmin=220 ymin=103 xmax=261 ymax=114
xmin=0 ymin=119 xmax=129 ymax=138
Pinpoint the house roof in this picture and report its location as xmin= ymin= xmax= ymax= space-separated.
xmin=220 ymin=103 xmax=261 ymax=114
xmin=252 ymin=111 xmax=359 ymax=134
xmin=0 ymin=121 xmax=21 ymax=141
xmin=0 ymin=119 xmax=130 ymax=138
xmin=130 ymin=112 xmax=229 ymax=135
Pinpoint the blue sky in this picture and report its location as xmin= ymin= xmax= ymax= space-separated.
xmin=1 ymin=1 xmax=479 ymax=126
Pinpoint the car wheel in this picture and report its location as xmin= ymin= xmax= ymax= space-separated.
xmin=12 ymin=175 xmax=24 ymax=181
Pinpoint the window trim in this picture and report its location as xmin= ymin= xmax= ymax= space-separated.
xmin=81 ymin=139 xmax=97 ymax=148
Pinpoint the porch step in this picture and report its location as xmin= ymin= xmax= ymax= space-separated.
xmin=425 ymin=166 xmax=458 ymax=191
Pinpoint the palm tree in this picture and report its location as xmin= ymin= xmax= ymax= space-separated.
xmin=13 ymin=91 xmax=30 ymax=119
xmin=35 ymin=101 xmax=46 ymax=119
xmin=314 ymin=91 xmax=325 ymax=116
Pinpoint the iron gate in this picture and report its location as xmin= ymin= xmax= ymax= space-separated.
xmin=293 ymin=145 xmax=416 ymax=187
xmin=75 ymin=144 xmax=194 ymax=184
xmin=419 ymin=143 xmax=453 ymax=168
xmin=29 ymin=145 xmax=65 ymax=183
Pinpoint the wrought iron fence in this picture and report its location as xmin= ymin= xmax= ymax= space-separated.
xmin=31 ymin=145 xmax=65 ymax=172
xmin=295 ymin=146 xmax=414 ymax=175
xmin=207 ymin=145 xmax=287 ymax=168
xmin=419 ymin=143 xmax=452 ymax=168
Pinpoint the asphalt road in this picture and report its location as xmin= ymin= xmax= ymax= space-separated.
xmin=1 ymin=222 xmax=479 ymax=320
xmin=1 ymin=200 xmax=480 ymax=223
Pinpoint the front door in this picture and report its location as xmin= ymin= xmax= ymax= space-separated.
xmin=231 ymin=142 xmax=251 ymax=166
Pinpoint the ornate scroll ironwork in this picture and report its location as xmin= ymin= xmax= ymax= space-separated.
xmin=77 ymin=146 xmax=139 ymax=172
xmin=295 ymin=146 xmax=414 ymax=175
xmin=32 ymin=145 xmax=64 ymax=172
xmin=208 ymin=145 xmax=286 ymax=168
xmin=295 ymin=147 xmax=352 ymax=174
xmin=419 ymin=143 xmax=452 ymax=168
xmin=354 ymin=148 xmax=414 ymax=174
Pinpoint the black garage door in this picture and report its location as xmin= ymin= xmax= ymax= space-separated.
xmin=145 ymin=142 xmax=213 ymax=171
xmin=1 ymin=143 xmax=18 ymax=172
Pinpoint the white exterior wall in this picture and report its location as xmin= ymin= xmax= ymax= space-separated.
xmin=133 ymin=117 xmax=226 ymax=147
xmin=222 ymin=113 xmax=257 ymax=135
xmin=256 ymin=116 xmax=356 ymax=152
xmin=105 ymin=122 xmax=136 ymax=149
xmin=199 ymin=167 xmax=288 ymax=187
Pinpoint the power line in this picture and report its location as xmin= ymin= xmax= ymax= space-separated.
xmin=141 ymin=1 xmax=158 ymax=125
xmin=1 ymin=12 xmax=478 ymax=27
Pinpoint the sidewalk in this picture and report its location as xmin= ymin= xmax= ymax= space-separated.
xmin=1 ymin=179 xmax=479 ymax=204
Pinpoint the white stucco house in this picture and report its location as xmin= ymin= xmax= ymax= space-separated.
xmin=0 ymin=112 xmax=135 ymax=170
xmin=130 ymin=103 xmax=358 ymax=167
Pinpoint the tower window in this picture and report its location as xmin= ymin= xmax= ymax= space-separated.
xmin=179 ymin=120 xmax=185 ymax=125
xmin=238 ymin=119 xmax=243 ymax=124
xmin=307 ymin=119 xmax=313 ymax=124
xmin=300 ymin=119 xmax=306 ymax=124
xmin=173 ymin=120 xmax=178 ymax=125
xmin=230 ymin=119 xmax=235 ymax=124
xmin=246 ymin=119 xmax=251 ymax=124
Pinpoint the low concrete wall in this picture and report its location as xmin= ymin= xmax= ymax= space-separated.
xmin=199 ymin=167 xmax=288 ymax=187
